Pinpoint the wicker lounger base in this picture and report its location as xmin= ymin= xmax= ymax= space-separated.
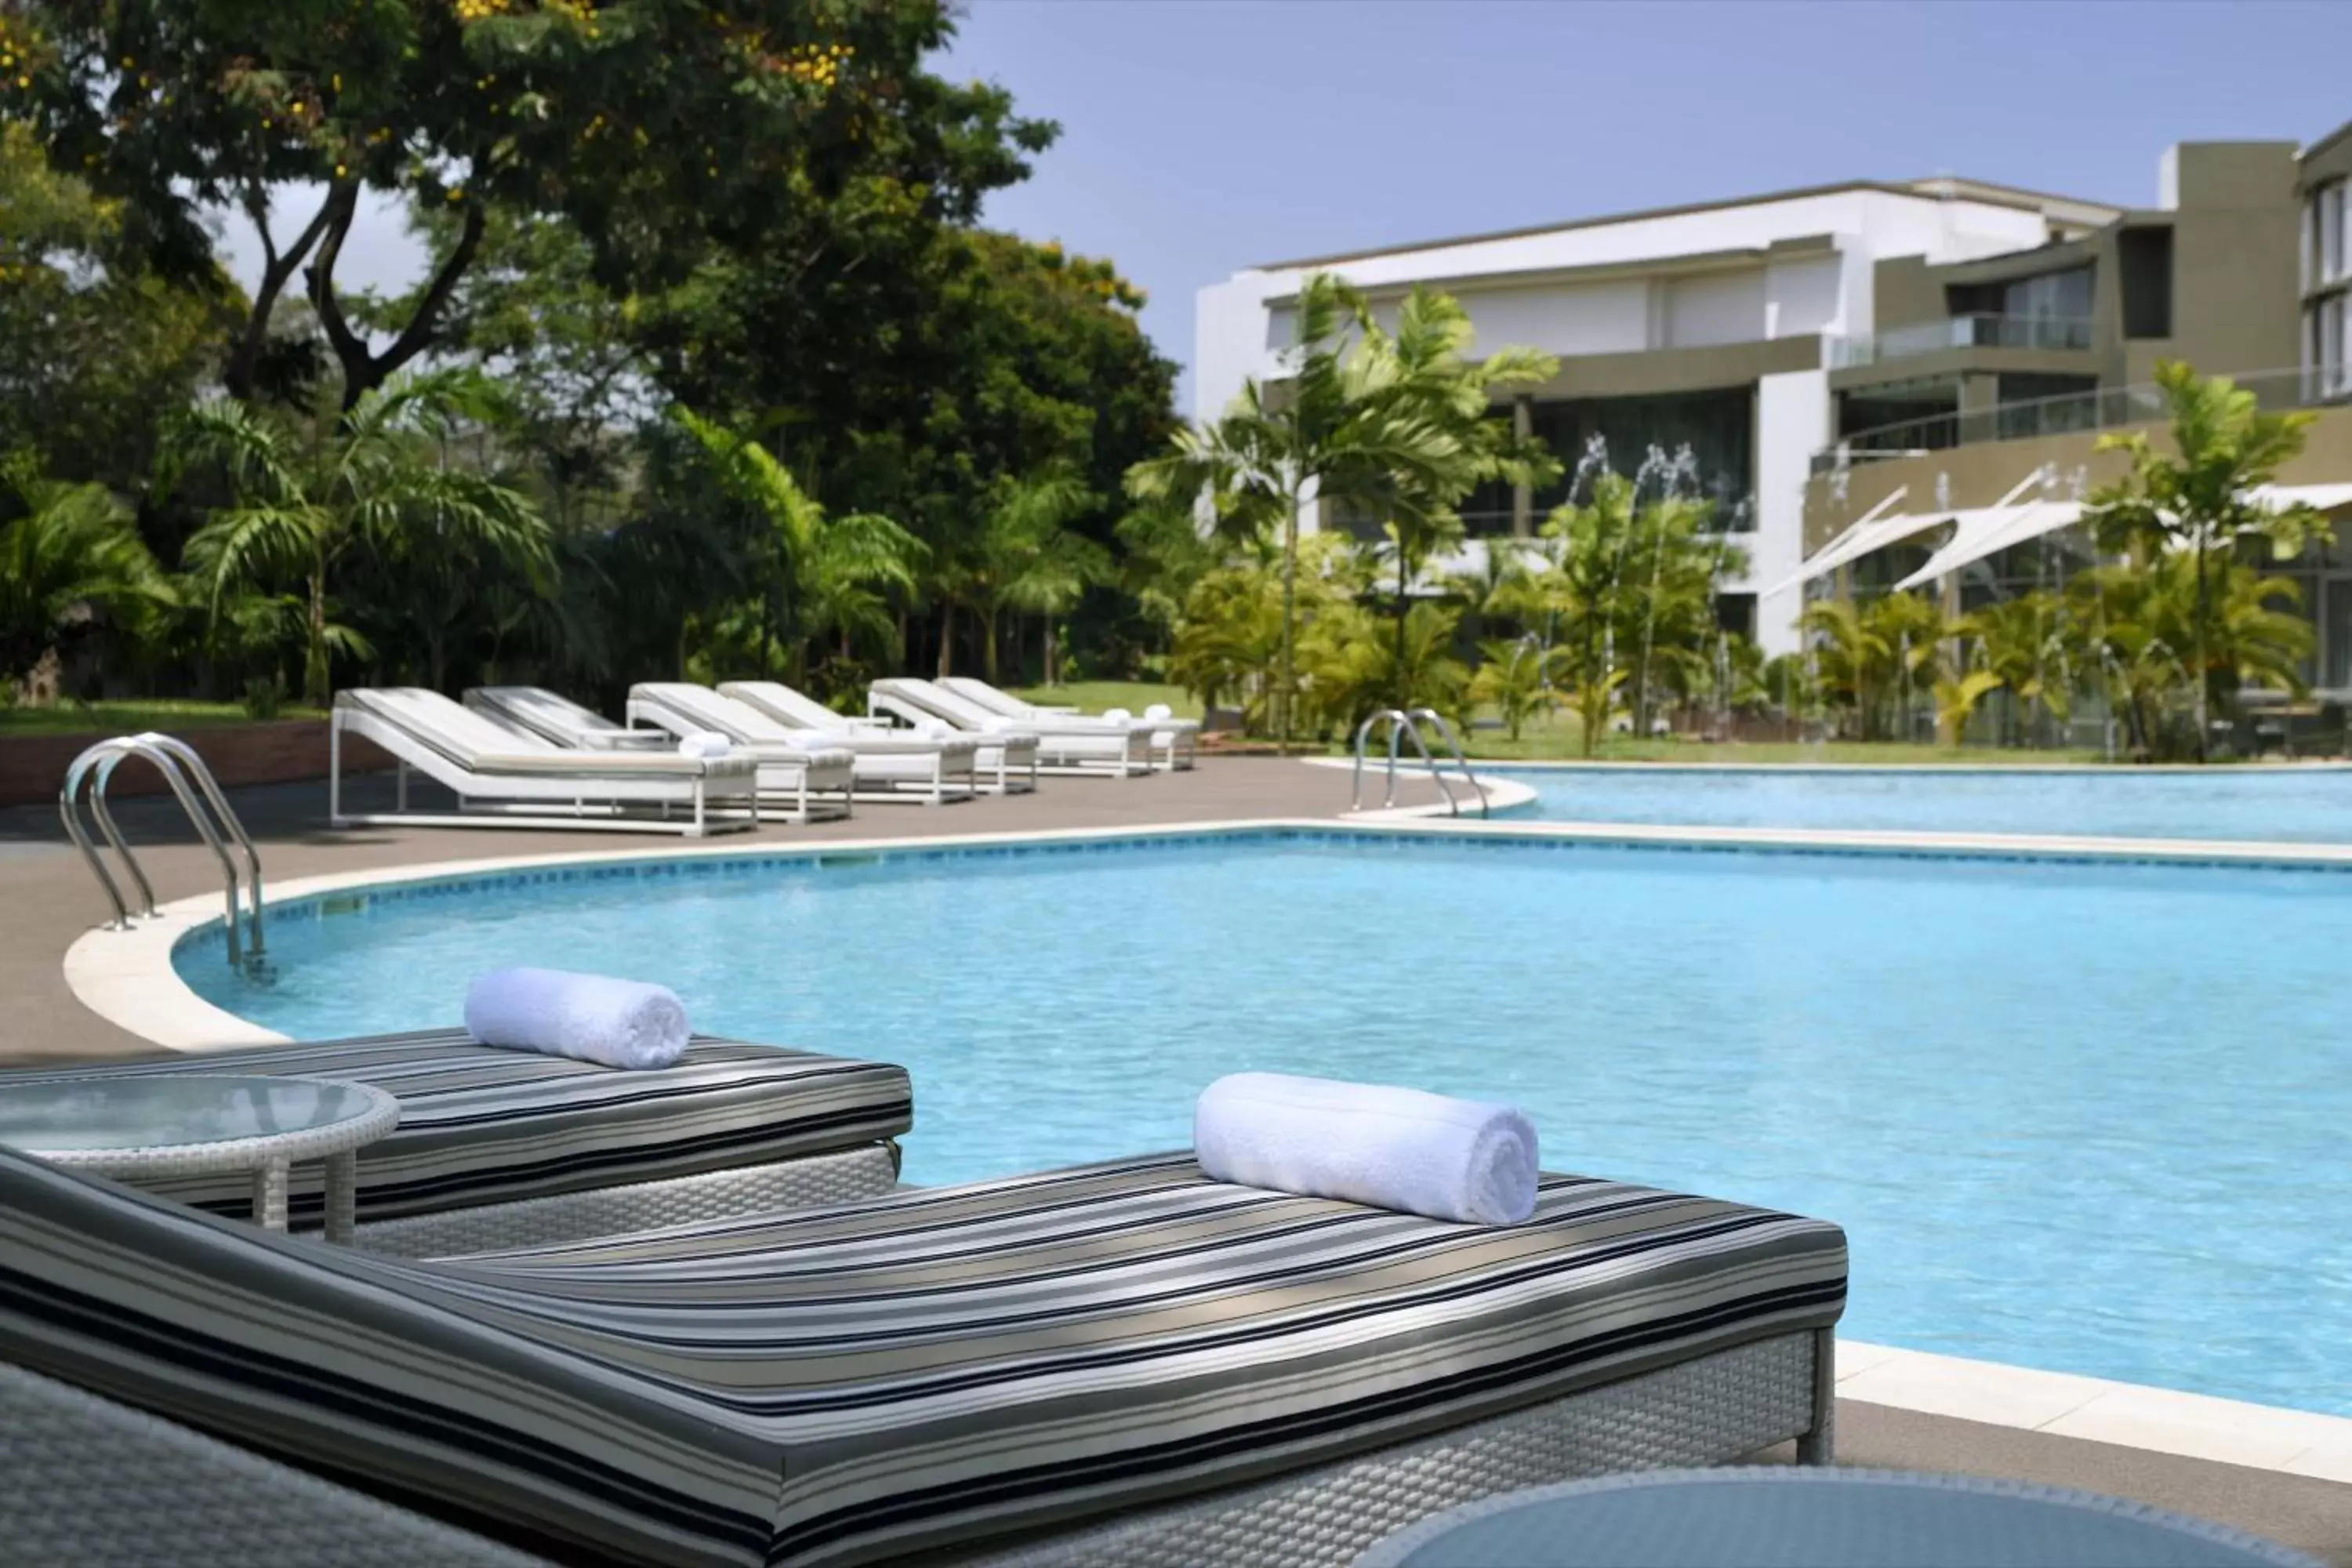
xmin=348 ymin=1142 xmax=902 ymax=1258
xmin=950 ymin=1329 xmax=1830 ymax=1567
xmin=0 ymin=1330 xmax=1829 ymax=1568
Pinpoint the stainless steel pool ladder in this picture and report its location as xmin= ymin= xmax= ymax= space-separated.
xmin=1350 ymin=708 xmax=1489 ymax=818
xmin=60 ymin=733 xmax=266 ymax=966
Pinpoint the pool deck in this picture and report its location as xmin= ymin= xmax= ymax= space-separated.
xmin=3 ymin=757 xmax=2350 ymax=1562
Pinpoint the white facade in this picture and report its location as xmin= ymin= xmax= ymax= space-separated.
xmin=1193 ymin=182 xmax=2074 ymax=654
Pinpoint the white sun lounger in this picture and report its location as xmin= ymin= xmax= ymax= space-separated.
xmin=669 ymin=681 xmax=978 ymax=806
xmin=463 ymin=686 xmax=677 ymax=752
xmin=869 ymin=676 xmax=1154 ymax=777
xmin=329 ymin=688 xmax=760 ymax=835
xmin=941 ymin=676 xmax=1198 ymax=771
xmin=622 ymin=684 xmax=862 ymax=820
xmin=718 ymin=678 xmax=1038 ymax=798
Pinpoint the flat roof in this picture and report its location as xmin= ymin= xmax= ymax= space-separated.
xmin=2305 ymin=114 xmax=2352 ymax=165
xmin=1251 ymin=176 xmax=2121 ymax=273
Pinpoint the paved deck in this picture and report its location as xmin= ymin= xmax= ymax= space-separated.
xmin=2 ymin=758 xmax=2348 ymax=1561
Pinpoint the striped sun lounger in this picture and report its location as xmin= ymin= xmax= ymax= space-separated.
xmin=0 ymin=1029 xmax=911 ymax=1255
xmin=0 ymin=1148 xmax=1846 ymax=1566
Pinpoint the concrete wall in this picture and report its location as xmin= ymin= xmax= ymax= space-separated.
xmin=1 ymin=720 xmax=391 ymax=810
xmin=2168 ymin=143 xmax=2303 ymax=380
xmin=1754 ymin=368 xmax=1832 ymax=652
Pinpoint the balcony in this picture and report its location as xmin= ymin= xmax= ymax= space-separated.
xmin=1828 ymin=314 xmax=2095 ymax=370
xmin=1809 ymin=365 xmax=2311 ymax=476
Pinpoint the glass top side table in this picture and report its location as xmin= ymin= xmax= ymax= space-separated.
xmin=1354 ymin=1468 xmax=2321 ymax=1568
xmin=0 ymin=1076 xmax=401 ymax=1245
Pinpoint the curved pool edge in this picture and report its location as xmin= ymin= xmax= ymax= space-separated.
xmin=50 ymin=811 xmax=2352 ymax=1483
xmin=1457 ymin=757 xmax=2352 ymax=775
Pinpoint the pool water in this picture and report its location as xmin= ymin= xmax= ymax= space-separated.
xmin=184 ymin=833 xmax=2352 ymax=1416
xmin=1503 ymin=765 xmax=2352 ymax=844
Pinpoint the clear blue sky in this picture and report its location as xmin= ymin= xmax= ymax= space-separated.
xmin=939 ymin=0 xmax=2350 ymax=412
xmin=229 ymin=1 xmax=2349 ymax=412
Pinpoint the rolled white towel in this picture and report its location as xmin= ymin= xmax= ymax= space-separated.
xmin=463 ymin=967 xmax=690 ymax=1071
xmin=917 ymin=720 xmax=954 ymax=740
xmin=675 ymin=731 xmax=732 ymax=759
xmin=979 ymin=715 xmax=1016 ymax=733
xmin=1103 ymin=706 xmax=1133 ymax=724
xmin=1144 ymin=702 xmax=1174 ymax=721
xmin=1194 ymin=1073 xmax=1538 ymax=1225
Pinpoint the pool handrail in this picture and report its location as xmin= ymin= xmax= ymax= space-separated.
xmin=1351 ymin=710 xmax=1488 ymax=818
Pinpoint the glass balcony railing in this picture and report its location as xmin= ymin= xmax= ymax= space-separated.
xmin=1808 ymin=365 xmax=2316 ymax=475
xmin=1828 ymin=313 xmax=2096 ymax=370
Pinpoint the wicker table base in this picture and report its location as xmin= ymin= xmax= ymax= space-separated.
xmin=0 ymin=1076 xmax=398 ymax=1245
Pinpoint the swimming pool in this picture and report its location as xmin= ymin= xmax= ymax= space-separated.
xmin=1499 ymin=764 xmax=2352 ymax=844
xmin=181 ymin=829 xmax=2352 ymax=1416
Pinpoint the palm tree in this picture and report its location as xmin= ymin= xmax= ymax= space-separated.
xmin=0 ymin=462 xmax=173 ymax=689
xmin=1310 ymin=598 xmax=1471 ymax=733
xmin=1441 ymin=539 xmax=1543 ymax=647
xmin=1801 ymin=592 xmax=1947 ymax=741
xmin=2069 ymin=553 xmax=2311 ymax=759
xmin=1466 ymin=637 xmax=1554 ymax=741
xmin=968 ymin=467 xmax=1108 ymax=685
xmin=1114 ymin=499 xmax=1220 ymax=667
xmin=1534 ymin=473 xmax=1642 ymax=757
xmin=2083 ymin=361 xmax=2328 ymax=760
xmin=1933 ymin=669 xmax=2003 ymax=746
xmin=673 ymin=407 xmax=923 ymax=687
xmin=1965 ymin=592 xmax=2071 ymax=744
xmin=1130 ymin=273 xmax=1557 ymax=749
xmin=170 ymin=372 xmax=548 ymax=703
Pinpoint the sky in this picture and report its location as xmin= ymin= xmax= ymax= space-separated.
xmin=222 ymin=0 xmax=2352 ymax=414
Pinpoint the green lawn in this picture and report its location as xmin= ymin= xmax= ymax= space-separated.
xmin=0 ymin=699 xmax=325 ymax=736
xmin=1009 ymin=681 xmax=1199 ymax=719
xmin=1455 ymin=712 xmax=2105 ymax=765
xmin=1004 ymin=684 xmax=2120 ymax=763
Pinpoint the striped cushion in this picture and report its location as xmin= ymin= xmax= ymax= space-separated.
xmin=0 ymin=1029 xmax=911 ymax=1224
xmin=0 ymin=1149 xmax=1846 ymax=1567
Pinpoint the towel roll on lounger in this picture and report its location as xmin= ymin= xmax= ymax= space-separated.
xmin=1145 ymin=703 xmax=1173 ymax=721
xmin=464 ymin=967 xmax=691 ymax=1071
xmin=1194 ymin=1072 xmax=1539 ymax=1225
xmin=675 ymin=731 xmax=732 ymax=759
xmin=1103 ymin=707 xmax=1132 ymax=724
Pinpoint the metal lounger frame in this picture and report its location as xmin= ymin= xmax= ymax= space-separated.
xmin=329 ymin=702 xmax=759 ymax=837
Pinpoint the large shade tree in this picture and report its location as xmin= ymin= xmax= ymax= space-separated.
xmin=7 ymin=0 xmax=1047 ymax=408
xmin=0 ymin=120 xmax=235 ymax=488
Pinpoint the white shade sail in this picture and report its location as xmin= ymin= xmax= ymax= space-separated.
xmin=1891 ymin=501 xmax=2085 ymax=591
xmin=1766 ymin=489 xmax=1947 ymax=597
xmin=2249 ymin=481 xmax=2352 ymax=512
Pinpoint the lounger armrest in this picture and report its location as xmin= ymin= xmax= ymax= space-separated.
xmin=576 ymin=729 xmax=680 ymax=752
xmin=472 ymin=750 xmax=742 ymax=778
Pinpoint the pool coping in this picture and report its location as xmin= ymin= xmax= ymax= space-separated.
xmin=1445 ymin=757 xmax=2352 ymax=775
xmin=55 ymin=811 xmax=2352 ymax=1488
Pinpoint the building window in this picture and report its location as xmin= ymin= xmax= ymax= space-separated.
xmin=2308 ymin=294 xmax=2350 ymax=401
xmin=2118 ymin=227 xmax=2173 ymax=339
xmin=1468 ymin=388 xmax=1758 ymax=530
xmin=1836 ymin=378 xmax=1960 ymax=454
xmin=2318 ymin=182 xmax=2347 ymax=286
xmin=1948 ymin=265 xmax=2095 ymax=331
xmin=1994 ymin=375 xmax=2100 ymax=440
